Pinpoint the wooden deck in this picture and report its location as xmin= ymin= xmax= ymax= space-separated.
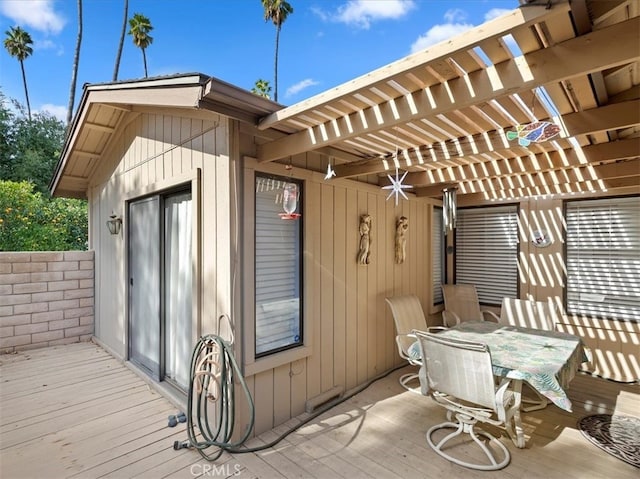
xmin=1 ymin=342 xmax=638 ymax=479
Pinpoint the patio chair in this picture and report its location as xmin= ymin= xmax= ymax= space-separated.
xmin=413 ymin=330 xmax=521 ymax=471
xmin=385 ymin=295 xmax=445 ymax=391
xmin=441 ymin=284 xmax=499 ymax=327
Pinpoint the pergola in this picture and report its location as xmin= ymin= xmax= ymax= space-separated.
xmin=254 ymin=0 xmax=639 ymax=203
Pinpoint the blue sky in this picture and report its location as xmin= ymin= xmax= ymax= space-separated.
xmin=0 ymin=0 xmax=517 ymax=121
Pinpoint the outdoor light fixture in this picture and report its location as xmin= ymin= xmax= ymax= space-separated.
xmin=443 ymin=187 xmax=458 ymax=232
xmin=106 ymin=213 xmax=122 ymax=235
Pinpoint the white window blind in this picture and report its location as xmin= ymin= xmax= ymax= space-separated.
xmin=255 ymin=176 xmax=302 ymax=356
xmin=433 ymin=207 xmax=444 ymax=305
xmin=456 ymin=205 xmax=518 ymax=305
xmin=566 ymin=196 xmax=640 ymax=322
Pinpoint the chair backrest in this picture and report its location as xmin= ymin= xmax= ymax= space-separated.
xmin=499 ymin=298 xmax=558 ymax=331
xmin=385 ymin=295 xmax=427 ymax=334
xmin=385 ymin=295 xmax=427 ymax=353
xmin=441 ymin=284 xmax=484 ymax=322
xmin=414 ymin=330 xmax=497 ymax=410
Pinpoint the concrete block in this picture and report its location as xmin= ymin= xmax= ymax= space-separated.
xmin=0 ymin=285 xmax=12 ymax=295
xmin=31 ymin=310 xmax=64 ymax=323
xmin=0 ymin=253 xmax=30 ymax=263
xmin=48 ymin=262 xmax=79 ymax=272
xmin=48 ymin=299 xmax=80 ymax=312
xmin=0 ymin=326 xmax=14 ymax=338
xmin=79 ymin=260 xmax=94 ymax=270
xmin=14 ymin=322 xmax=48 ymax=335
xmin=31 ymin=272 xmax=64 ymax=282
xmin=65 ymin=325 xmax=93 ymax=337
xmin=30 ymin=252 xmax=63 ymax=262
xmin=64 ymin=270 xmax=93 ymax=280
xmin=0 ymin=314 xmax=30 ymax=327
xmin=31 ymin=330 xmax=64 ymax=343
xmin=64 ymin=306 xmax=93 ymax=319
xmin=31 ymin=291 xmax=64 ymax=303
xmin=49 ymin=318 xmax=79 ymax=331
xmin=0 ymin=273 xmax=30 ymax=285
xmin=14 ymin=302 xmax=48 ymax=314
xmin=48 ymin=280 xmax=79 ymax=292
xmin=13 ymin=283 xmax=47 ymax=294
xmin=0 ymin=294 xmax=31 ymax=306
xmin=0 ymin=334 xmax=31 ymax=348
xmin=0 ymin=306 xmax=13 ymax=317
xmin=64 ymin=251 xmax=93 ymax=261
xmin=64 ymin=288 xmax=93 ymax=300
xmin=13 ymin=262 xmax=46 ymax=273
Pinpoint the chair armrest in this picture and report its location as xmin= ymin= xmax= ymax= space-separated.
xmin=481 ymin=310 xmax=500 ymax=323
xmin=427 ymin=326 xmax=448 ymax=332
xmin=442 ymin=310 xmax=461 ymax=328
xmin=395 ymin=332 xmax=417 ymax=361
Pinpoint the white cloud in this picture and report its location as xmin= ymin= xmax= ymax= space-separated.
xmin=38 ymin=103 xmax=66 ymax=121
xmin=444 ymin=8 xmax=467 ymax=24
xmin=0 ymin=0 xmax=65 ymax=34
xmin=485 ymin=8 xmax=511 ymax=22
xmin=410 ymin=23 xmax=473 ymax=53
xmin=409 ymin=7 xmax=513 ymax=54
xmin=315 ymin=0 xmax=416 ymax=29
xmin=285 ymin=79 xmax=320 ymax=98
xmin=35 ymin=39 xmax=64 ymax=55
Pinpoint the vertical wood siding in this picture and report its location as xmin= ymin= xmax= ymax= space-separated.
xmin=87 ymin=111 xmax=229 ymax=358
xmin=244 ymin=158 xmax=436 ymax=435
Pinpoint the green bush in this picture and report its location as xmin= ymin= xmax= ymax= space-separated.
xmin=0 ymin=180 xmax=87 ymax=251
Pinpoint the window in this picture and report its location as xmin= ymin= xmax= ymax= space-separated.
xmin=254 ymin=174 xmax=303 ymax=357
xmin=433 ymin=206 xmax=444 ymax=305
xmin=455 ymin=205 xmax=518 ymax=305
xmin=565 ymin=196 xmax=640 ymax=322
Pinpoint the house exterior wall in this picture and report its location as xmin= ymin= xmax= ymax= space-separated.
xmin=239 ymin=156 xmax=439 ymax=435
xmin=517 ymin=196 xmax=640 ymax=383
xmin=86 ymin=109 xmax=232 ymax=359
xmin=0 ymin=251 xmax=94 ymax=353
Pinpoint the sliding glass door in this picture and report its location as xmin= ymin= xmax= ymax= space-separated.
xmin=128 ymin=188 xmax=193 ymax=390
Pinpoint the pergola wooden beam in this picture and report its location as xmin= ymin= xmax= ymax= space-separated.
xmin=376 ymin=137 xmax=640 ymax=187
xmin=256 ymin=16 xmax=640 ymax=163
xmin=256 ymin=4 xmax=569 ymax=131
xmin=413 ymin=158 xmax=639 ymax=197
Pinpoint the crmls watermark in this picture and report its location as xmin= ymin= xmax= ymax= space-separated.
xmin=190 ymin=463 xmax=242 ymax=477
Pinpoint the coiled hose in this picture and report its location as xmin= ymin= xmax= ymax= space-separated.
xmin=175 ymin=332 xmax=405 ymax=461
xmin=175 ymin=334 xmax=255 ymax=461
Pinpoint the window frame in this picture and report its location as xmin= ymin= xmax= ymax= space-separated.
xmin=564 ymin=195 xmax=640 ymax=322
xmin=242 ymin=167 xmax=312 ymax=376
xmin=254 ymin=173 xmax=304 ymax=358
xmin=454 ymin=204 xmax=520 ymax=306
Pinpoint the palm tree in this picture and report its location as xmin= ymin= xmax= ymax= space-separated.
xmin=251 ymin=79 xmax=272 ymax=99
xmin=128 ymin=13 xmax=153 ymax=78
xmin=67 ymin=0 xmax=83 ymax=126
xmin=113 ymin=0 xmax=128 ymax=81
xmin=261 ymin=0 xmax=293 ymax=102
xmin=3 ymin=26 xmax=33 ymax=120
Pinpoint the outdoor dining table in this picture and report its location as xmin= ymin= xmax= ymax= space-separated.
xmin=436 ymin=320 xmax=588 ymax=413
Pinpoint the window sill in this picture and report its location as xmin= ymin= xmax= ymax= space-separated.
xmin=243 ymin=345 xmax=312 ymax=377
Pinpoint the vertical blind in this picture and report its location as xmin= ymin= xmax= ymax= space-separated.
xmin=456 ymin=205 xmax=518 ymax=305
xmin=255 ymin=176 xmax=302 ymax=356
xmin=433 ymin=207 xmax=444 ymax=305
xmin=565 ymin=196 xmax=640 ymax=322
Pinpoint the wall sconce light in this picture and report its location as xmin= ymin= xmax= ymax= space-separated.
xmin=106 ymin=212 xmax=122 ymax=235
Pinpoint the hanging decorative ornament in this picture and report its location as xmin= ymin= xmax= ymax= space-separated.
xmin=506 ymin=121 xmax=561 ymax=147
xmin=442 ymin=187 xmax=457 ymax=232
xmin=324 ymin=163 xmax=336 ymax=180
xmin=382 ymin=168 xmax=413 ymax=206
xmin=279 ymin=182 xmax=301 ymax=220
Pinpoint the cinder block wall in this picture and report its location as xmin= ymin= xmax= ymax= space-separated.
xmin=0 ymin=251 xmax=94 ymax=353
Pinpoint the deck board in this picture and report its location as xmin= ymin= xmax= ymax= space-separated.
xmin=1 ymin=342 xmax=638 ymax=479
